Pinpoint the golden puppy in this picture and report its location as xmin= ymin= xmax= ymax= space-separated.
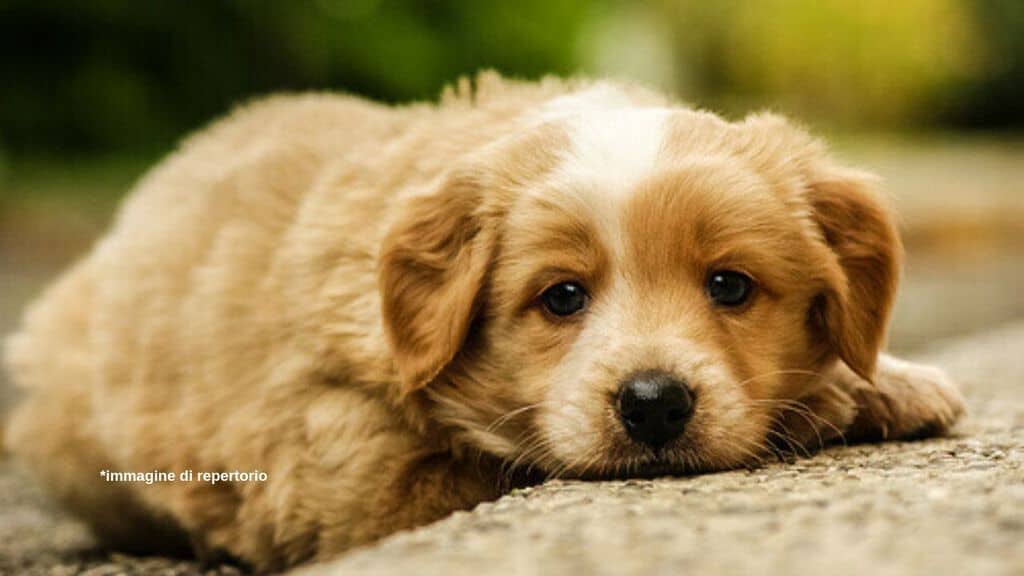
xmin=4 ymin=73 xmax=964 ymax=571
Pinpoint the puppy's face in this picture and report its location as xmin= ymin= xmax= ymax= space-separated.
xmin=381 ymin=104 xmax=901 ymax=478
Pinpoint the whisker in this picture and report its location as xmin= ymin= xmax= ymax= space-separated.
xmin=750 ymin=397 xmax=848 ymax=449
xmin=484 ymin=402 xmax=544 ymax=434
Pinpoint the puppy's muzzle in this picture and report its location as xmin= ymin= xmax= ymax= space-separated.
xmin=617 ymin=371 xmax=694 ymax=449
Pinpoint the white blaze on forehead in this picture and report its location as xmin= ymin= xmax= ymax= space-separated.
xmin=539 ymin=83 xmax=641 ymax=118
xmin=537 ymin=98 xmax=671 ymax=260
xmin=556 ymin=107 xmax=669 ymax=196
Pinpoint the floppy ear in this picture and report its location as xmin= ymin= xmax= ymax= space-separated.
xmin=379 ymin=172 xmax=497 ymax=395
xmin=809 ymin=167 xmax=903 ymax=382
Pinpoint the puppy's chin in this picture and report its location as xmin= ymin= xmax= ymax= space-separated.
xmin=537 ymin=446 xmax=758 ymax=481
xmin=518 ymin=421 xmax=772 ymax=481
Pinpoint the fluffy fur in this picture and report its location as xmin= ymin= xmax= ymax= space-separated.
xmin=4 ymin=73 xmax=964 ymax=571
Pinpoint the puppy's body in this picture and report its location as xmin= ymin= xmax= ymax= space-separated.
xmin=4 ymin=74 xmax=963 ymax=570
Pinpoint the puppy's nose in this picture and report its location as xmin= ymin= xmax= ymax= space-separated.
xmin=617 ymin=371 xmax=694 ymax=448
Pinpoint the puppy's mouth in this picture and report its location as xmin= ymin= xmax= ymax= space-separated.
xmin=506 ymin=376 xmax=764 ymax=479
xmin=569 ymin=372 xmax=706 ymax=479
xmin=580 ymin=458 xmax=688 ymax=480
xmin=555 ymin=443 xmax=709 ymax=480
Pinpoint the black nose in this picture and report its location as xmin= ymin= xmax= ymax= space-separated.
xmin=617 ymin=371 xmax=694 ymax=448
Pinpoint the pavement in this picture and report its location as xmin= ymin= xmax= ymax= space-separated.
xmin=1 ymin=320 xmax=1021 ymax=576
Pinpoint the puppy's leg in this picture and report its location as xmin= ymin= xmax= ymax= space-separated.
xmin=841 ymin=354 xmax=966 ymax=442
xmin=775 ymin=355 xmax=965 ymax=452
xmin=311 ymin=450 xmax=504 ymax=565
xmin=6 ymin=390 xmax=192 ymax=556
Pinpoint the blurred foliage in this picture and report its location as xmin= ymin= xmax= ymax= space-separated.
xmin=0 ymin=0 xmax=589 ymax=156
xmin=955 ymin=0 xmax=1024 ymax=128
xmin=663 ymin=0 xmax=987 ymax=125
xmin=0 ymin=0 xmax=1021 ymax=161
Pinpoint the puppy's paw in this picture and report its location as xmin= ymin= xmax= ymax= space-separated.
xmin=846 ymin=355 xmax=966 ymax=442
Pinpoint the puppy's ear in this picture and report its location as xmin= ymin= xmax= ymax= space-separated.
xmin=379 ymin=172 xmax=496 ymax=394
xmin=809 ymin=167 xmax=903 ymax=382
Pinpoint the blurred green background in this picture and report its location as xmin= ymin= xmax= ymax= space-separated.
xmin=0 ymin=0 xmax=1022 ymax=369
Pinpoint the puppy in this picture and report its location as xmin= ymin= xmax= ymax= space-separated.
xmin=4 ymin=73 xmax=964 ymax=571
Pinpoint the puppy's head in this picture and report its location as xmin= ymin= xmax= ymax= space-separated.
xmin=380 ymin=102 xmax=901 ymax=477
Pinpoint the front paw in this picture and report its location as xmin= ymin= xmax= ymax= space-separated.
xmin=847 ymin=356 xmax=966 ymax=441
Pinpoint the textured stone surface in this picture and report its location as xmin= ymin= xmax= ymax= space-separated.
xmin=1 ymin=323 xmax=1021 ymax=576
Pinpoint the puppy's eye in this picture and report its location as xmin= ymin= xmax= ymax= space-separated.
xmin=705 ymin=270 xmax=753 ymax=307
xmin=540 ymin=282 xmax=589 ymax=317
